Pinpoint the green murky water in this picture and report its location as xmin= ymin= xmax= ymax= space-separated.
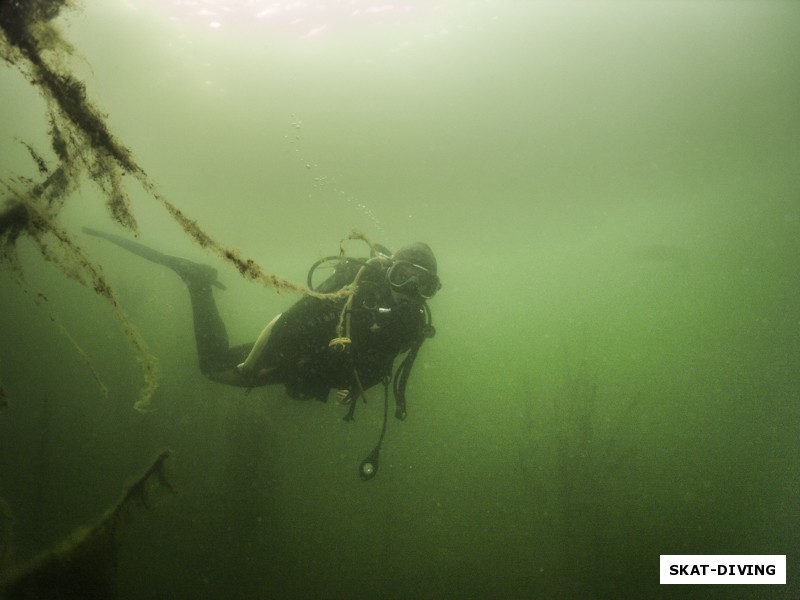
xmin=1 ymin=1 xmax=798 ymax=597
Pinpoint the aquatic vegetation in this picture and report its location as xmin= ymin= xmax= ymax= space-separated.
xmin=0 ymin=0 xmax=364 ymax=410
xmin=0 ymin=450 xmax=175 ymax=599
xmin=1 ymin=0 xmax=160 ymax=410
xmin=519 ymin=360 xmax=640 ymax=515
xmin=0 ymin=174 xmax=156 ymax=409
xmin=517 ymin=355 xmax=642 ymax=592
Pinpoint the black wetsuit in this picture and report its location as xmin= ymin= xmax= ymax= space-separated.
xmin=79 ymin=227 xmax=430 ymax=406
xmin=196 ymin=259 xmax=427 ymax=402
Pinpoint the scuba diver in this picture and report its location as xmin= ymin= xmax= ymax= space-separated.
xmin=82 ymin=228 xmax=440 ymax=479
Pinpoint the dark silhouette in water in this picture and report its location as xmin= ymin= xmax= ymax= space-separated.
xmin=517 ymin=357 xmax=642 ymax=598
xmin=0 ymin=451 xmax=175 ymax=600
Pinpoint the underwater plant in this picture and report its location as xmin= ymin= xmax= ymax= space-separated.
xmin=517 ymin=355 xmax=642 ymax=596
xmin=0 ymin=450 xmax=175 ymax=599
xmin=519 ymin=359 xmax=640 ymax=518
xmin=0 ymin=0 xmax=364 ymax=410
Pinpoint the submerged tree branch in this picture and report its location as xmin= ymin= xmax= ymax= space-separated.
xmin=0 ymin=450 xmax=175 ymax=599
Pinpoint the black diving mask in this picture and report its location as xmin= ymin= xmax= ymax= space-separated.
xmin=387 ymin=261 xmax=441 ymax=299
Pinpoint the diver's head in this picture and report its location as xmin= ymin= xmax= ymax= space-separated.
xmin=387 ymin=242 xmax=441 ymax=303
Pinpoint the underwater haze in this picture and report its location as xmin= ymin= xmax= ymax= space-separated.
xmin=1 ymin=0 xmax=799 ymax=598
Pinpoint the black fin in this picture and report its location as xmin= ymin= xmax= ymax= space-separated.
xmin=82 ymin=227 xmax=226 ymax=290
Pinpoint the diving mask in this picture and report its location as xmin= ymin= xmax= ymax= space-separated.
xmin=387 ymin=260 xmax=441 ymax=299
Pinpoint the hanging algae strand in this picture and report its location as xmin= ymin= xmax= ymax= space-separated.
xmin=1 ymin=176 xmax=157 ymax=411
xmin=153 ymin=193 xmax=358 ymax=301
xmin=0 ymin=0 xmax=368 ymax=300
xmin=0 ymin=0 xmax=140 ymax=233
xmin=1 ymin=0 xmax=366 ymax=300
xmin=0 ymin=0 xmax=156 ymax=407
xmin=0 ymin=0 xmax=350 ymax=302
xmin=0 ymin=1 xmax=372 ymax=411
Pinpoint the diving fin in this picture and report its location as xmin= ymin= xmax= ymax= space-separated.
xmin=82 ymin=226 xmax=226 ymax=290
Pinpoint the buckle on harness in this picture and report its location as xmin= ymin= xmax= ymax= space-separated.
xmin=328 ymin=337 xmax=352 ymax=351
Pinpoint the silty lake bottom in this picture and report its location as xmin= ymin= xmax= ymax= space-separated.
xmin=0 ymin=1 xmax=798 ymax=598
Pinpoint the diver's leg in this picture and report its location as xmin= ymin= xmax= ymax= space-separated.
xmin=175 ymin=267 xmax=258 ymax=385
xmin=82 ymin=228 xmax=259 ymax=385
xmin=183 ymin=277 xmax=231 ymax=373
